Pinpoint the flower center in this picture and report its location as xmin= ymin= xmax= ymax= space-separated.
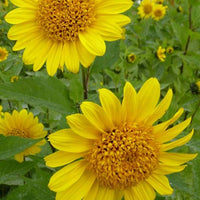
xmin=154 ymin=9 xmax=162 ymax=17
xmin=143 ymin=4 xmax=153 ymax=14
xmin=7 ymin=128 xmax=27 ymax=138
xmin=86 ymin=123 xmax=160 ymax=189
xmin=36 ymin=0 xmax=96 ymax=42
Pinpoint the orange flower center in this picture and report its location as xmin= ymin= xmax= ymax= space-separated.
xmin=143 ymin=4 xmax=153 ymax=14
xmin=86 ymin=123 xmax=160 ymax=189
xmin=7 ymin=128 xmax=27 ymax=138
xmin=154 ymin=9 xmax=162 ymax=17
xmin=36 ymin=0 xmax=96 ymax=42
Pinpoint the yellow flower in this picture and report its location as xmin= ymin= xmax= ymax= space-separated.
xmin=10 ymin=75 xmax=19 ymax=82
xmin=0 ymin=109 xmax=47 ymax=162
xmin=157 ymin=46 xmax=166 ymax=61
xmin=166 ymin=46 xmax=174 ymax=54
xmin=154 ymin=0 xmax=163 ymax=4
xmin=152 ymin=4 xmax=167 ymax=21
xmin=45 ymin=78 xmax=197 ymax=200
xmin=127 ymin=53 xmax=136 ymax=63
xmin=196 ymin=81 xmax=200 ymax=91
xmin=5 ymin=0 xmax=133 ymax=76
xmin=138 ymin=0 xmax=154 ymax=19
xmin=1 ymin=0 xmax=8 ymax=7
xmin=0 ymin=47 xmax=8 ymax=62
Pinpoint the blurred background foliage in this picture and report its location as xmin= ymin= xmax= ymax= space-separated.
xmin=0 ymin=0 xmax=200 ymax=199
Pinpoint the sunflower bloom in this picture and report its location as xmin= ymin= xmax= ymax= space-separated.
xmin=45 ymin=78 xmax=197 ymax=200
xmin=157 ymin=46 xmax=166 ymax=61
xmin=0 ymin=47 xmax=8 ymax=62
xmin=5 ymin=0 xmax=133 ymax=76
xmin=127 ymin=52 xmax=136 ymax=63
xmin=138 ymin=0 xmax=154 ymax=19
xmin=0 ymin=109 xmax=47 ymax=162
xmin=1 ymin=0 xmax=8 ymax=7
xmin=152 ymin=4 xmax=167 ymax=21
xmin=166 ymin=46 xmax=174 ymax=54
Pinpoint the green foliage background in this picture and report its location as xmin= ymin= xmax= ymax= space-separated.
xmin=0 ymin=0 xmax=200 ymax=199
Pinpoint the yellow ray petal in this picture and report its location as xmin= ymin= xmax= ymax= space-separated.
xmin=5 ymin=8 xmax=36 ymax=24
xmin=46 ymin=42 xmax=62 ymax=76
xmin=48 ymin=129 xmax=93 ymax=153
xmin=146 ymin=174 xmax=173 ymax=195
xmin=124 ymin=187 xmax=135 ymax=200
xmin=98 ymin=88 xmax=122 ymax=126
xmin=145 ymin=89 xmax=173 ymax=125
xmin=132 ymin=181 xmax=156 ymax=200
xmin=154 ymin=163 xmax=187 ymax=175
xmin=79 ymin=29 xmax=106 ymax=56
xmin=122 ymin=81 xmax=138 ymax=123
xmin=157 ymin=117 xmax=191 ymax=143
xmin=161 ymin=130 xmax=194 ymax=151
xmin=55 ymin=170 xmax=96 ymax=200
xmin=63 ymin=42 xmax=80 ymax=73
xmin=84 ymin=180 xmax=99 ymax=200
xmin=96 ymin=0 xmax=133 ymax=14
xmin=137 ymin=78 xmax=160 ymax=122
xmin=80 ymin=101 xmax=114 ymax=133
xmin=48 ymin=160 xmax=87 ymax=192
xmin=66 ymin=114 xmax=100 ymax=139
xmin=45 ymin=151 xmax=84 ymax=168
xmin=96 ymin=187 xmax=115 ymax=200
xmin=110 ymin=14 xmax=131 ymax=26
xmin=153 ymin=108 xmax=184 ymax=136
xmin=159 ymin=152 xmax=198 ymax=165
xmin=76 ymin=40 xmax=95 ymax=68
xmin=10 ymin=0 xmax=36 ymax=8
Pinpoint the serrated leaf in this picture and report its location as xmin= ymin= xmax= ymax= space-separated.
xmin=0 ymin=76 xmax=75 ymax=115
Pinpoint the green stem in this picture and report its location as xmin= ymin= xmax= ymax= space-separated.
xmin=81 ymin=66 xmax=90 ymax=100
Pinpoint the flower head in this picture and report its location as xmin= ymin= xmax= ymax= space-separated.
xmin=0 ymin=109 xmax=47 ymax=162
xmin=138 ymin=0 xmax=154 ymax=19
xmin=166 ymin=46 xmax=174 ymax=54
xmin=127 ymin=52 xmax=136 ymax=63
xmin=10 ymin=75 xmax=19 ymax=82
xmin=1 ymin=0 xmax=8 ymax=7
xmin=0 ymin=47 xmax=8 ymax=62
xmin=152 ymin=4 xmax=167 ymax=21
xmin=157 ymin=46 xmax=166 ymax=61
xmin=45 ymin=78 xmax=197 ymax=200
xmin=5 ymin=0 xmax=133 ymax=76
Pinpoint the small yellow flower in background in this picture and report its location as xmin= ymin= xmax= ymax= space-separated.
xmin=0 ymin=109 xmax=47 ymax=162
xmin=45 ymin=78 xmax=197 ymax=200
xmin=196 ymin=81 xmax=200 ymax=91
xmin=138 ymin=0 xmax=154 ymax=19
xmin=154 ymin=0 xmax=163 ymax=3
xmin=5 ymin=0 xmax=133 ymax=76
xmin=166 ymin=46 xmax=174 ymax=54
xmin=1 ymin=0 xmax=8 ymax=7
xmin=0 ymin=47 xmax=8 ymax=62
xmin=177 ymin=6 xmax=184 ymax=13
xmin=152 ymin=4 xmax=167 ymax=21
xmin=157 ymin=46 xmax=166 ymax=61
xmin=10 ymin=75 xmax=19 ymax=83
xmin=127 ymin=52 xmax=137 ymax=63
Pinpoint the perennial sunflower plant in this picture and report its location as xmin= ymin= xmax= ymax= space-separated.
xmin=138 ymin=0 xmax=154 ymax=19
xmin=5 ymin=0 xmax=133 ymax=76
xmin=0 ymin=109 xmax=47 ymax=162
xmin=45 ymin=78 xmax=197 ymax=200
xmin=157 ymin=46 xmax=166 ymax=61
xmin=152 ymin=4 xmax=167 ymax=21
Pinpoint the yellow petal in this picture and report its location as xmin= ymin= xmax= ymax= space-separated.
xmin=10 ymin=0 xmax=36 ymax=8
xmin=153 ymin=108 xmax=184 ymax=136
xmin=5 ymin=8 xmax=36 ymax=24
xmin=63 ymin=42 xmax=80 ymax=73
xmin=161 ymin=129 xmax=194 ymax=151
xmin=84 ymin=180 xmax=99 ymax=200
xmin=66 ymin=114 xmax=100 ymax=139
xmin=122 ymin=81 xmax=138 ymax=123
xmin=96 ymin=187 xmax=115 ymax=200
xmin=45 ymin=151 xmax=84 ymax=168
xmin=96 ymin=0 xmax=133 ymax=14
xmin=154 ymin=163 xmax=187 ymax=175
xmin=98 ymin=88 xmax=122 ymax=126
xmin=159 ymin=152 xmax=198 ymax=165
xmin=157 ymin=117 xmax=191 ymax=143
xmin=14 ymin=152 xmax=24 ymax=162
xmin=56 ymin=170 xmax=96 ymax=200
xmin=48 ymin=160 xmax=87 ymax=192
xmin=80 ymin=101 xmax=114 ymax=133
xmin=137 ymin=78 xmax=160 ymax=122
xmin=145 ymin=89 xmax=173 ymax=125
xmin=48 ymin=129 xmax=93 ymax=153
xmin=132 ymin=181 xmax=156 ymax=200
xmin=76 ymin=40 xmax=95 ymax=68
xmin=146 ymin=174 xmax=173 ymax=195
xmin=110 ymin=14 xmax=131 ymax=26
xmin=79 ymin=29 xmax=106 ymax=56
xmin=124 ymin=187 xmax=135 ymax=200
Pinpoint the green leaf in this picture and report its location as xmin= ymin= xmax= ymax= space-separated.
xmin=0 ymin=76 xmax=74 ymax=115
xmin=0 ymin=160 xmax=34 ymax=185
xmin=0 ymin=135 xmax=41 ymax=160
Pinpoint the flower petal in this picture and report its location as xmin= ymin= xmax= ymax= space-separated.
xmin=48 ymin=129 xmax=93 ymax=153
xmin=10 ymin=0 xmax=36 ymax=8
xmin=84 ymin=180 xmax=99 ymax=200
xmin=146 ymin=174 xmax=173 ymax=195
xmin=98 ymin=88 xmax=122 ymax=126
xmin=96 ymin=187 xmax=115 ymax=200
xmin=48 ymin=160 xmax=87 ymax=192
xmin=45 ymin=151 xmax=84 ymax=168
